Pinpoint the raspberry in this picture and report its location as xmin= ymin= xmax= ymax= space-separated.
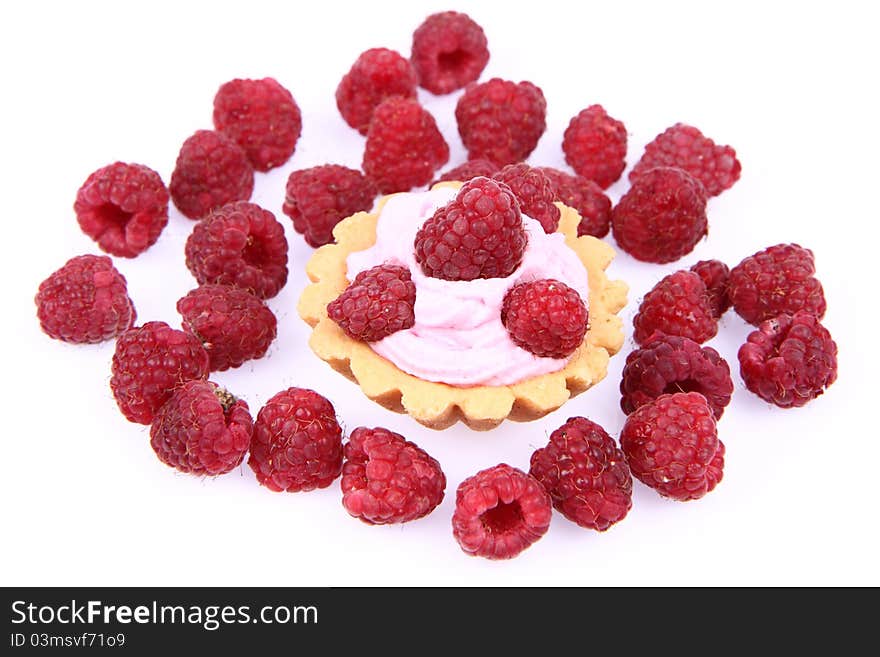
xmin=110 ymin=321 xmax=210 ymax=425
xmin=620 ymin=392 xmax=725 ymax=502
xmin=452 ymin=464 xmax=551 ymax=560
xmin=150 ymin=381 xmax=252 ymax=476
xmin=410 ymin=11 xmax=489 ymax=95
xmin=630 ymin=123 xmax=741 ymax=197
xmin=35 ymin=254 xmax=136 ymax=343
xmin=362 ymin=97 xmax=449 ymax=194
xmin=213 ymin=77 xmax=302 ymax=172
xmin=282 ymin=165 xmax=376 ymax=247
xmin=492 ymin=163 xmax=560 ymax=234
xmin=690 ymin=259 xmax=731 ymax=318
xmin=185 ymin=201 xmax=288 ymax=299
xmin=728 ymin=244 xmax=826 ymax=325
xmin=738 ymin=312 xmax=838 ymax=408
xmin=326 ymin=264 xmax=416 ymax=342
xmin=74 ymin=162 xmax=169 ymax=258
xmin=538 ymin=167 xmax=612 ymax=238
xmin=529 ymin=417 xmax=632 ymax=531
xmin=612 ymin=167 xmax=708 ymax=263
xmin=501 ymin=279 xmax=588 ymax=359
xmin=341 ymin=427 xmax=446 ymax=525
xmin=336 ymin=48 xmax=418 ymax=135
xmin=169 ymin=129 xmax=254 ymax=220
xmin=248 ymin=388 xmax=343 ymax=493
xmin=432 ymin=159 xmax=499 ymax=186
xmin=413 ymin=177 xmax=526 ymax=281
xmin=620 ymin=334 xmax=733 ymax=419
xmin=562 ymin=105 xmax=628 ymax=189
xmin=177 ymin=284 xmax=277 ymax=372
xmin=455 ymin=78 xmax=547 ymax=167
xmin=632 ymin=271 xmax=718 ymax=345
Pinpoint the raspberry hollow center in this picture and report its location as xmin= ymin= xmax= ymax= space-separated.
xmin=241 ymin=236 xmax=267 ymax=267
xmin=663 ymin=378 xmax=703 ymax=395
xmin=438 ymin=49 xmax=470 ymax=73
xmin=95 ymin=203 xmax=132 ymax=232
xmin=480 ymin=500 xmax=523 ymax=534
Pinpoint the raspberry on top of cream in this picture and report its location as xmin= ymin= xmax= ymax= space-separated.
xmin=345 ymin=187 xmax=589 ymax=387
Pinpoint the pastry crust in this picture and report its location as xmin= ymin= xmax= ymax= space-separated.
xmin=298 ymin=182 xmax=628 ymax=431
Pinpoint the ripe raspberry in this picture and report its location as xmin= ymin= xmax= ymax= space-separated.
xmin=562 ymin=105 xmax=628 ymax=189
xmin=493 ymin=163 xmax=560 ymax=234
xmin=620 ymin=392 xmax=725 ymax=502
xmin=362 ymin=97 xmax=449 ymax=194
xmin=612 ymin=167 xmax=708 ymax=263
xmin=326 ymin=264 xmax=416 ymax=342
xmin=630 ymin=123 xmax=741 ymax=197
xmin=432 ymin=158 xmax=499 ymax=186
xmin=455 ymin=78 xmax=547 ymax=166
xmin=110 ymin=321 xmax=210 ymax=425
xmin=282 ymin=165 xmax=376 ymax=247
xmin=728 ymin=243 xmax=826 ymax=325
xmin=529 ymin=417 xmax=632 ymax=532
xmin=336 ymin=48 xmax=417 ymax=135
xmin=213 ymin=77 xmax=302 ymax=172
xmin=738 ymin=312 xmax=838 ymax=408
xmin=185 ymin=201 xmax=288 ymax=299
xmin=452 ymin=464 xmax=551 ymax=560
xmin=690 ymin=259 xmax=731 ymax=318
xmin=150 ymin=381 xmax=252 ymax=476
xmin=620 ymin=334 xmax=733 ymax=419
xmin=248 ymin=388 xmax=343 ymax=493
xmin=341 ymin=427 xmax=446 ymax=525
xmin=74 ymin=162 xmax=169 ymax=258
xmin=414 ymin=177 xmax=526 ymax=281
xmin=169 ymin=129 xmax=254 ymax=220
xmin=633 ymin=271 xmax=718 ymax=345
xmin=538 ymin=167 xmax=612 ymax=238
xmin=177 ymin=284 xmax=277 ymax=372
xmin=410 ymin=11 xmax=489 ymax=95
xmin=35 ymin=254 xmax=136 ymax=343
xmin=501 ymin=279 xmax=588 ymax=359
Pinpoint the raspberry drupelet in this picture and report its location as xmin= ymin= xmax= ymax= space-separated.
xmin=690 ymin=259 xmax=732 ymax=318
xmin=501 ymin=279 xmax=588 ymax=359
xmin=493 ymin=163 xmax=561 ymax=234
xmin=632 ymin=270 xmax=718 ymax=345
xmin=327 ymin=264 xmax=416 ymax=342
xmin=562 ymin=105 xmax=628 ymax=189
xmin=433 ymin=159 xmax=499 ymax=186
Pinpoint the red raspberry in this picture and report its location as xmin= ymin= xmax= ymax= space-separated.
xmin=336 ymin=48 xmax=417 ymax=135
xmin=728 ymin=243 xmax=826 ymax=325
xmin=74 ymin=162 xmax=169 ymax=258
xmin=620 ymin=392 xmax=725 ymax=502
xmin=213 ymin=77 xmax=302 ymax=172
xmin=184 ymin=201 xmax=288 ymax=299
xmin=612 ymin=167 xmax=708 ymax=263
xmin=432 ymin=158 xmax=499 ymax=186
xmin=177 ymin=284 xmax=277 ymax=372
xmin=414 ymin=177 xmax=527 ymax=281
xmin=493 ymin=163 xmax=560 ymax=234
xmin=169 ymin=129 xmax=254 ymax=220
xmin=341 ymin=427 xmax=446 ymax=525
xmin=501 ymin=279 xmax=588 ymax=359
xmin=452 ymin=464 xmax=552 ymax=560
xmin=150 ymin=381 xmax=252 ymax=476
xmin=35 ymin=254 xmax=136 ymax=343
xmin=738 ymin=312 xmax=838 ymax=408
xmin=620 ymin=334 xmax=733 ymax=419
xmin=630 ymin=123 xmax=741 ymax=197
xmin=455 ymin=78 xmax=547 ymax=167
xmin=529 ymin=417 xmax=632 ymax=532
xmin=538 ymin=167 xmax=612 ymax=238
xmin=410 ymin=11 xmax=489 ymax=95
xmin=248 ymin=388 xmax=343 ymax=493
xmin=326 ymin=264 xmax=416 ymax=342
xmin=110 ymin=321 xmax=210 ymax=425
xmin=690 ymin=259 xmax=731 ymax=318
xmin=633 ymin=271 xmax=718 ymax=345
xmin=562 ymin=105 xmax=628 ymax=189
xmin=282 ymin=165 xmax=376 ymax=247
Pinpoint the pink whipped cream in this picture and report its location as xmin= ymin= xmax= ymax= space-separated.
xmin=345 ymin=187 xmax=590 ymax=387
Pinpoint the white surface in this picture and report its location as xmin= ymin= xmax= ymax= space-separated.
xmin=2 ymin=0 xmax=878 ymax=586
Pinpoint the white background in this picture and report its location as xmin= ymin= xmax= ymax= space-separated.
xmin=2 ymin=0 xmax=878 ymax=586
